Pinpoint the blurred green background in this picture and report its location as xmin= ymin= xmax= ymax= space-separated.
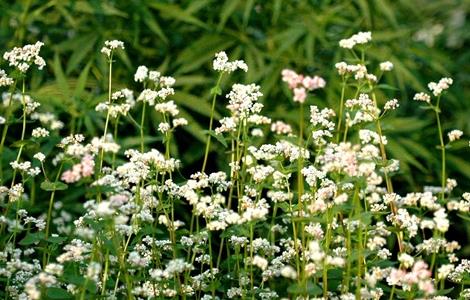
xmin=0 ymin=0 xmax=468 ymax=190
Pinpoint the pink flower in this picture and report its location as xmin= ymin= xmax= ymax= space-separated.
xmin=388 ymin=269 xmax=405 ymax=286
xmin=303 ymin=76 xmax=326 ymax=90
xmin=412 ymin=261 xmax=432 ymax=280
xmin=61 ymin=164 xmax=82 ymax=183
xmin=80 ymin=155 xmax=95 ymax=177
xmin=418 ymin=280 xmax=435 ymax=295
xmin=281 ymin=69 xmax=303 ymax=89
xmin=61 ymin=155 xmax=95 ymax=183
xmin=293 ymin=87 xmax=307 ymax=103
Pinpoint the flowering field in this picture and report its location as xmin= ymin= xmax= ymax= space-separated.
xmin=1 ymin=1 xmax=470 ymax=300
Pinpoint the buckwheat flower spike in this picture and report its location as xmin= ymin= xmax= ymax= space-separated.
xmin=213 ymin=51 xmax=248 ymax=73
xmin=3 ymin=41 xmax=46 ymax=72
xmin=0 ymin=69 xmax=13 ymax=87
xmin=448 ymin=129 xmax=463 ymax=142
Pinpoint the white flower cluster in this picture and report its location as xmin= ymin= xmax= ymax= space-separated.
xmin=10 ymin=160 xmax=40 ymax=177
xmin=0 ymin=69 xmax=13 ymax=87
xmin=345 ymin=93 xmax=380 ymax=125
xmin=334 ymin=62 xmax=376 ymax=82
xmin=384 ymin=99 xmax=399 ymax=111
xmin=379 ymin=61 xmax=394 ymax=71
xmin=96 ymin=89 xmax=135 ymax=118
xmin=31 ymin=127 xmax=50 ymax=138
xmin=339 ymin=31 xmax=372 ymax=49
xmin=413 ymin=92 xmax=431 ymax=103
xmin=100 ymin=40 xmax=125 ymax=58
xmin=226 ymin=83 xmax=263 ymax=118
xmin=212 ymin=51 xmax=248 ymax=73
xmin=428 ymin=77 xmax=453 ymax=96
xmin=3 ymin=41 xmax=46 ymax=72
xmin=136 ymin=71 xmax=175 ymax=106
xmin=447 ymin=129 xmax=463 ymax=142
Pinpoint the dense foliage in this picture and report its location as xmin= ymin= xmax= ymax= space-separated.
xmin=0 ymin=0 xmax=468 ymax=188
xmin=0 ymin=1 xmax=469 ymax=299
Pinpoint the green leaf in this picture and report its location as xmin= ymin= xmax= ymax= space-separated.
xmin=218 ymin=0 xmax=241 ymax=30
xmin=210 ymin=86 xmax=222 ymax=96
xmin=287 ymin=281 xmax=322 ymax=296
xmin=66 ymin=35 xmax=97 ymax=74
xmin=10 ymin=140 xmax=39 ymax=148
xmin=72 ymin=62 xmax=92 ymax=99
xmin=147 ymin=3 xmax=209 ymax=29
xmin=46 ymin=287 xmax=73 ymax=299
xmin=46 ymin=235 xmax=67 ymax=244
xmin=40 ymin=181 xmax=68 ymax=191
xmin=19 ymin=233 xmax=44 ymax=246
xmin=457 ymin=214 xmax=470 ymax=222
xmin=205 ymin=130 xmax=228 ymax=148
xmin=172 ymin=91 xmax=221 ymax=119
xmin=52 ymin=53 xmax=70 ymax=98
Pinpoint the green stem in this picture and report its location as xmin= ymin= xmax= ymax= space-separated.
xmin=140 ymin=101 xmax=146 ymax=152
xmin=434 ymin=96 xmax=446 ymax=201
xmin=43 ymin=162 xmax=64 ymax=267
xmin=201 ymin=73 xmax=223 ymax=173
xmin=336 ymin=79 xmax=347 ymax=143
xmin=98 ymin=54 xmax=113 ymax=176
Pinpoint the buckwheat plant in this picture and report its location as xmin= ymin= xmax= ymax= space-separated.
xmin=0 ymin=34 xmax=468 ymax=300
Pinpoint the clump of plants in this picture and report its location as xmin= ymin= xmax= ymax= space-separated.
xmin=0 ymin=32 xmax=469 ymax=300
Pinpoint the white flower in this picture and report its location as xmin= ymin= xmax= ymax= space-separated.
xmin=96 ymin=201 xmax=115 ymax=217
xmin=155 ymin=100 xmax=179 ymax=116
xmin=428 ymin=77 xmax=453 ymax=96
xmin=32 ymin=127 xmax=50 ymax=138
xmin=33 ymin=152 xmax=46 ymax=162
xmin=281 ymin=266 xmax=297 ymax=279
xmin=252 ymin=255 xmax=268 ymax=270
xmin=384 ymin=99 xmax=399 ymax=110
xmin=134 ymin=65 xmax=149 ymax=82
xmin=448 ymin=129 xmax=463 ymax=142
xmin=339 ymin=31 xmax=372 ymax=49
xmin=213 ymin=51 xmax=248 ymax=73
xmin=172 ymin=118 xmax=188 ymax=128
xmin=434 ymin=208 xmax=449 ymax=233
xmin=0 ymin=69 xmax=13 ymax=87
xmin=101 ymin=40 xmax=124 ymax=58
xmin=380 ymin=61 xmax=394 ymax=71
xmin=158 ymin=122 xmax=171 ymax=133
xmin=398 ymin=253 xmax=414 ymax=268
xmin=413 ymin=92 xmax=431 ymax=103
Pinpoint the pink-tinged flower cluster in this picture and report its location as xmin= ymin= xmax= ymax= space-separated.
xmin=281 ymin=69 xmax=326 ymax=103
xmin=388 ymin=261 xmax=434 ymax=295
xmin=61 ymin=155 xmax=95 ymax=183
